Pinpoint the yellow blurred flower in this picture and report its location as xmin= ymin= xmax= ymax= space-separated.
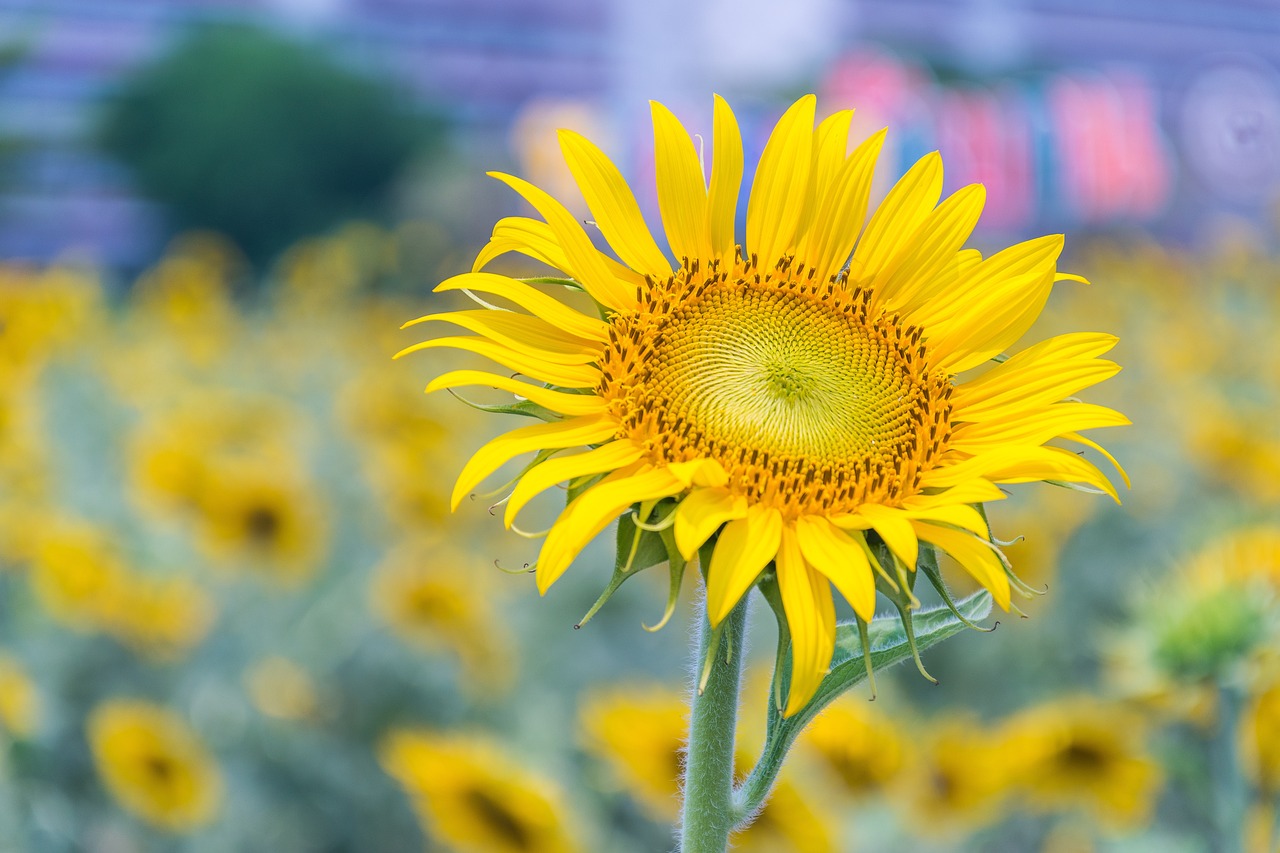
xmin=128 ymin=392 xmax=301 ymax=518
xmin=25 ymin=515 xmax=215 ymax=659
xmin=0 ymin=261 xmax=103 ymax=377
xmin=194 ymin=458 xmax=327 ymax=585
xmin=88 ymin=699 xmax=223 ymax=832
xmin=998 ymin=699 xmax=1161 ymax=829
xmin=799 ymin=697 xmax=908 ymax=799
xmin=370 ymin=538 xmax=510 ymax=690
xmin=0 ymin=653 xmax=39 ymax=738
xmin=244 ymin=657 xmax=321 ymax=722
xmin=1245 ymin=678 xmax=1280 ymax=793
xmin=129 ymin=233 xmax=242 ymax=365
xmin=578 ymin=686 xmax=686 ymax=821
xmin=901 ymin=718 xmax=1011 ymax=836
xmin=379 ymin=730 xmax=579 ymax=853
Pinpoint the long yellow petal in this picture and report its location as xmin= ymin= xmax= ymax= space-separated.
xmin=450 ymin=415 xmax=618 ymax=510
xmin=901 ymin=478 xmax=1005 ymax=510
xmin=426 ymin=370 xmax=609 ymax=417
xmin=950 ymin=403 xmax=1130 ymax=450
xmin=673 ymin=487 xmax=747 ymax=560
xmin=705 ymin=506 xmax=782 ymax=625
xmin=393 ymin=336 xmax=601 ymax=388
xmin=849 ymin=151 xmax=943 ymax=284
xmin=402 ymin=310 xmax=598 ymax=363
xmin=745 ymin=95 xmax=816 ymax=270
xmin=873 ymin=183 xmax=986 ymax=315
xmin=488 ymin=172 xmax=635 ymax=310
xmin=536 ymin=465 xmax=687 ymax=593
xmin=912 ymin=522 xmax=1011 ymax=610
xmin=798 ymin=128 xmax=886 ymax=283
xmin=856 ymin=504 xmax=920 ymax=570
xmin=706 ymin=94 xmax=743 ymax=265
xmin=923 ymin=445 xmax=1119 ymax=501
xmin=504 ymin=441 xmax=644 ymax=527
xmin=474 ymin=216 xmax=645 ymax=290
xmin=792 ymin=109 xmax=854 ymax=243
xmin=951 ymin=333 xmax=1120 ymax=420
xmin=795 ymin=516 xmax=876 ymax=621
xmin=557 ymin=129 xmax=673 ymax=278
xmin=651 ymin=101 xmax=711 ymax=264
xmin=434 ymin=272 xmax=608 ymax=342
xmin=778 ymin=526 xmax=836 ymax=716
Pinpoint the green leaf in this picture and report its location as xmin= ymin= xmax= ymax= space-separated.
xmin=573 ymin=503 xmax=672 ymax=630
xmin=732 ymin=590 xmax=993 ymax=824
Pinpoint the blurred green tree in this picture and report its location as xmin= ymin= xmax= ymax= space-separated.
xmin=98 ymin=25 xmax=439 ymax=264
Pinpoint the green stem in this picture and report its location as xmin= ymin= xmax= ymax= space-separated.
xmin=1211 ymin=683 xmax=1248 ymax=853
xmin=680 ymin=564 xmax=748 ymax=853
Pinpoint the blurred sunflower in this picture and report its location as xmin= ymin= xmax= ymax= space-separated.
xmin=25 ymin=515 xmax=216 ymax=659
xmin=379 ymin=730 xmax=579 ymax=853
xmin=578 ymin=686 xmax=687 ymax=821
xmin=0 ymin=262 xmax=102 ymax=378
xmin=194 ymin=458 xmax=327 ymax=585
xmin=799 ymin=697 xmax=908 ymax=798
xmin=370 ymin=538 xmax=510 ymax=690
xmin=902 ymin=718 xmax=1010 ymax=836
xmin=403 ymin=93 xmax=1126 ymax=714
xmin=997 ymin=699 xmax=1161 ymax=829
xmin=88 ymin=699 xmax=223 ymax=832
xmin=1244 ymin=677 xmax=1280 ymax=794
xmin=0 ymin=653 xmax=39 ymax=738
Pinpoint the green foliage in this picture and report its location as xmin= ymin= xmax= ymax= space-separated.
xmin=98 ymin=25 xmax=439 ymax=263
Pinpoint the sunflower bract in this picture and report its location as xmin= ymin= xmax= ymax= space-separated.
xmin=403 ymin=94 xmax=1127 ymax=716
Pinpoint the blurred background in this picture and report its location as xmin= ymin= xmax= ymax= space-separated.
xmin=1 ymin=0 xmax=1279 ymax=851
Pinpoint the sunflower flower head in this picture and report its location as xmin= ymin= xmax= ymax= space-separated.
xmin=402 ymin=94 xmax=1126 ymax=716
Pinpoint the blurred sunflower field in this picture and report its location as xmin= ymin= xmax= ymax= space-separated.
xmin=0 ymin=211 xmax=1278 ymax=852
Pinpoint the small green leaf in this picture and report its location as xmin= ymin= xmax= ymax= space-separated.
xmin=452 ymin=395 xmax=562 ymax=422
xmin=574 ymin=505 xmax=671 ymax=630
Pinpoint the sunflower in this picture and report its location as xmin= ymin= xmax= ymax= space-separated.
xmin=0 ymin=653 xmax=39 ymax=738
xmin=579 ymin=686 xmax=688 ymax=821
xmin=402 ymin=94 xmax=1126 ymax=714
xmin=379 ymin=730 xmax=579 ymax=853
xmin=88 ymin=699 xmax=223 ymax=832
xmin=799 ymin=696 xmax=908 ymax=798
xmin=997 ymin=699 xmax=1161 ymax=829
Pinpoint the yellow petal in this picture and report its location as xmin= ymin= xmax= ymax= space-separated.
xmin=706 ymin=94 xmax=743 ymax=265
xmin=474 ymin=216 xmax=645 ymax=291
xmin=949 ymin=403 xmax=1130 ymax=450
xmin=651 ymin=101 xmax=711 ymax=264
xmin=536 ymin=464 xmax=686 ymax=593
xmin=673 ymin=487 xmax=747 ymax=560
xmin=504 ymin=441 xmax=644 ymax=527
xmin=426 ymin=370 xmax=608 ymax=417
xmin=797 ymin=128 xmax=886 ymax=283
xmin=856 ymin=504 xmax=920 ymax=570
xmin=393 ymin=336 xmax=601 ymax=388
xmin=450 ymin=415 xmax=618 ymax=510
xmin=1062 ymin=431 xmax=1131 ymax=489
xmin=402 ymin=309 xmax=598 ymax=364
xmin=951 ymin=333 xmax=1120 ymax=420
xmin=873 ymin=183 xmax=986 ymax=315
xmin=901 ymin=478 xmax=1005 ymax=510
xmin=557 ymin=129 xmax=673 ymax=278
xmin=912 ymin=522 xmax=1011 ymax=610
xmin=777 ymin=526 xmax=836 ymax=717
xmin=434 ymin=272 xmax=608 ymax=342
xmin=488 ymin=172 xmax=635 ymax=310
xmin=745 ymin=95 xmax=816 ymax=270
xmin=795 ymin=516 xmax=876 ymax=621
xmin=924 ymin=445 xmax=1119 ymax=502
xmin=849 ymin=151 xmax=943 ymax=284
xmin=705 ymin=506 xmax=782 ymax=625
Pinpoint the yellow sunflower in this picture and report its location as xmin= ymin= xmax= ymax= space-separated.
xmin=88 ymin=699 xmax=223 ymax=832
xmin=402 ymin=94 xmax=1126 ymax=714
xmin=379 ymin=729 xmax=579 ymax=853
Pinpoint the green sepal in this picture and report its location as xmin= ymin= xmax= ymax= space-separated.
xmin=519 ymin=275 xmax=586 ymax=292
xmin=574 ymin=502 xmax=672 ymax=630
xmin=450 ymin=394 xmax=563 ymax=422
xmin=919 ymin=543 xmax=995 ymax=632
xmin=643 ymin=526 xmax=687 ymax=633
xmin=731 ymin=590 xmax=992 ymax=826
